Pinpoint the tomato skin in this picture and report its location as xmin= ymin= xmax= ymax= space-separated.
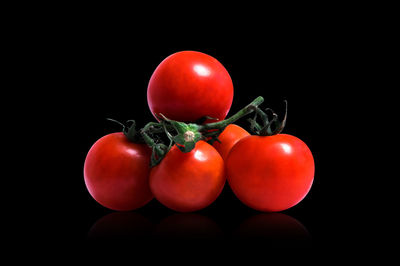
xmin=149 ymin=141 xmax=225 ymax=212
xmin=147 ymin=51 xmax=234 ymax=122
xmin=212 ymin=124 xmax=250 ymax=161
xmin=226 ymin=134 xmax=314 ymax=212
xmin=84 ymin=133 xmax=153 ymax=211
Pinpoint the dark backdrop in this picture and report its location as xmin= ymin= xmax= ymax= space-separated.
xmin=38 ymin=18 xmax=362 ymax=253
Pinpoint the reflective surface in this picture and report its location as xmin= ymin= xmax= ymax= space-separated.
xmin=87 ymin=211 xmax=311 ymax=247
xmin=231 ymin=213 xmax=311 ymax=247
xmin=152 ymin=213 xmax=223 ymax=240
xmin=87 ymin=212 xmax=153 ymax=240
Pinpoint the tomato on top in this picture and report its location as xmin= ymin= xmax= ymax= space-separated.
xmin=147 ymin=51 xmax=234 ymax=123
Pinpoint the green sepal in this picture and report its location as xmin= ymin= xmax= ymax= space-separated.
xmin=177 ymin=140 xmax=195 ymax=152
xmin=173 ymin=130 xmax=200 ymax=152
xmin=247 ymin=100 xmax=288 ymax=136
xmin=106 ymin=118 xmax=139 ymax=143
xmin=159 ymin=114 xmax=202 ymax=153
xmin=150 ymin=143 xmax=169 ymax=167
xmin=173 ymin=135 xmax=185 ymax=145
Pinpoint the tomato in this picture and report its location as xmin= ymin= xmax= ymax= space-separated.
xmin=212 ymin=124 xmax=250 ymax=161
xmin=149 ymin=140 xmax=225 ymax=212
xmin=84 ymin=133 xmax=153 ymax=211
xmin=147 ymin=51 xmax=234 ymax=123
xmin=226 ymin=134 xmax=314 ymax=212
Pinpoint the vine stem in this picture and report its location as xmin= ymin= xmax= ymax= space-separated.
xmin=247 ymin=99 xmax=288 ymax=136
xmin=199 ymin=96 xmax=264 ymax=131
xmin=154 ymin=96 xmax=265 ymax=148
xmin=140 ymin=124 xmax=170 ymax=167
xmin=140 ymin=122 xmax=167 ymax=150
xmin=139 ymin=96 xmax=267 ymax=165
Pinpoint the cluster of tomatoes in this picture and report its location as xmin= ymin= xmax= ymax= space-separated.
xmin=84 ymin=51 xmax=314 ymax=213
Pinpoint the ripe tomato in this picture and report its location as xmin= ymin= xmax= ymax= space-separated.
xmin=84 ymin=133 xmax=153 ymax=211
xmin=149 ymin=140 xmax=225 ymax=212
xmin=212 ymin=124 xmax=250 ymax=161
xmin=147 ymin=51 xmax=234 ymax=123
xmin=226 ymin=134 xmax=314 ymax=212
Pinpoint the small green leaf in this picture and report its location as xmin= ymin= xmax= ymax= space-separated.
xmin=171 ymin=121 xmax=189 ymax=134
xmin=184 ymin=141 xmax=195 ymax=152
xmin=247 ymin=118 xmax=262 ymax=134
xmin=173 ymin=135 xmax=185 ymax=145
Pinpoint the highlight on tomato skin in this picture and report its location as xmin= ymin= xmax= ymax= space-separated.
xmin=147 ymin=51 xmax=234 ymax=123
xmin=226 ymin=134 xmax=315 ymax=212
xmin=83 ymin=47 xmax=316 ymax=215
xmin=149 ymin=140 xmax=226 ymax=213
xmin=84 ymin=132 xmax=154 ymax=211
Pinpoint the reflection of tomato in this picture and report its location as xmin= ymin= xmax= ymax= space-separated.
xmin=153 ymin=214 xmax=223 ymax=240
xmin=84 ymin=133 xmax=153 ymax=211
xmin=88 ymin=212 xmax=153 ymax=240
xmin=149 ymin=141 xmax=225 ymax=212
xmin=147 ymin=51 xmax=234 ymax=123
xmin=226 ymin=134 xmax=314 ymax=212
xmin=232 ymin=213 xmax=311 ymax=247
xmin=212 ymin=124 xmax=250 ymax=161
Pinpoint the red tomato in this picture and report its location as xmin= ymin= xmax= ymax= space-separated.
xmin=147 ymin=51 xmax=234 ymax=123
xmin=212 ymin=124 xmax=250 ymax=161
xmin=226 ymin=134 xmax=314 ymax=212
xmin=84 ymin=133 xmax=153 ymax=211
xmin=149 ymin=140 xmax=225 ymax=212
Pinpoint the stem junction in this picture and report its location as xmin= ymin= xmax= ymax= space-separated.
xmin=114 ymin=96 xmax=287 ymax=167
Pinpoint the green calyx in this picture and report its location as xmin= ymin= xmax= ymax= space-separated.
xmin=156 ymin=96 xmax=265 ymax=153
xmin=139 ymin=122 xmax=171 ymax=167
xmin=156 ymin=114 xmax=204 ymax=153
xmin=107 ymin=96 xmax=287 ymax=167
xmin=107 ymin=118 xmax=140 ymax=143
xmin=247 ymin=100 xmax=288 ymax=136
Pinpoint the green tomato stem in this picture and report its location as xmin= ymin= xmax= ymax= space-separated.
xmin=199 ymin=96 xmax=264 ymax=131
xmin=138 ymin=96 xmax=282 ymax=166
xmin=247 ymin=100 xmax=288 ymax=136
xmin=106 ymin=118 xmax=140 ymax=143
xmin=156 ymin=96 xmax=265 ymax=150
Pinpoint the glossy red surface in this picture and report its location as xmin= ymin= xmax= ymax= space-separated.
xmin=149 ymin=141 xmax=225 ymax=212
xmin=147 ymin=51 xmax=234 ymax=122
xmin=84 ymin=133 xmax=153 ymax=211
xmin=226 ymin=134 xmax=314 ymax=212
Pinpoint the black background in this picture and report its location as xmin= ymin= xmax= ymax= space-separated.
xmin=26 ymin=11 xmax=374 ymax=254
